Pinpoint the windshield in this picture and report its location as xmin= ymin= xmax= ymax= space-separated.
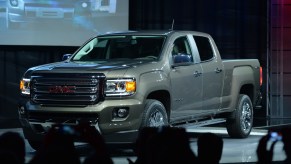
xmin=72 ymin=35 xmax=166 ymax=61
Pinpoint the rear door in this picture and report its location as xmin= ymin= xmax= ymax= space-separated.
xmin=192 ymin=35 xmax=224 ymax=112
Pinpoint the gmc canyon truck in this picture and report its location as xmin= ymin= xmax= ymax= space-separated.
xmin=6 ymin=0 xmax=116 ymax=29
xmin=18 ymin=31 xmax=262 ymax=149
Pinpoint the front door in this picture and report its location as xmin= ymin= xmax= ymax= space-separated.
xmin=170 ymin=36 xmax=203 ymax=121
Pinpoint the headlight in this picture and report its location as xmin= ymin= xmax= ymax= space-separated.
xmin=105 ymin=79 xmax=136 ymax=96
xmin=20 ymin=78 xmax=30 ymax=95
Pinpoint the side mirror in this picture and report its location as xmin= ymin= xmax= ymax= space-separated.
xmin=172 ymin=53 xmax=193 ymax=64
xmin=62 ymin=54 xmax=72 ymax=61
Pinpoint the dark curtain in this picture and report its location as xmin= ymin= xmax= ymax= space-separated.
xmin=129 ymin=0 xmax=267 ymax=63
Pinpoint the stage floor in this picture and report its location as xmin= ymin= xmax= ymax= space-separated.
xmin=0 ymin=125 xmax=288 ymax=164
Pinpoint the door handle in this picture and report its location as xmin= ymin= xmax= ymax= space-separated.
xmin=193 ymin=71 xmax=202 ymax=77
xmin=215 ymin=68 xmax=222 ymax=73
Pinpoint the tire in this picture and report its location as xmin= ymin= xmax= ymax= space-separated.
xmin=141 ymin=99 xmax=168 ymax=128
xmin=226 ymin=94 xmax=253 ymax=138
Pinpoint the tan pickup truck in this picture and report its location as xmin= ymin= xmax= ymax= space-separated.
xmin=18 ymin=31 xmax=262 ymax=149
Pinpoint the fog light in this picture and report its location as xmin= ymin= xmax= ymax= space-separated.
xmin=113 ymin=108 xmax=129 ymax=119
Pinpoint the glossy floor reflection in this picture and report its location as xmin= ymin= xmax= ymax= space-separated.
xmin=0 ymin=124 xmax=288 ymax=164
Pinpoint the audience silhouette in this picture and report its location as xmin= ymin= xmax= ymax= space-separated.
xmin=1 ymin=124 xmax=291 ymax=164
xmin=29 ymin=124 xmax=81 ymax=164
xmin=77 ymin=123 xmax=113 ymax=164
xmin=28 ymin=123 xmax=113 ymax=164
xmin=0 ymin=132 xmax=26 ymax=164
xmin=130 ymin=127 xmax=159 ymax=164
xmin=197 ymin=132 xmax=223 ymax=164
xmin=256 ymin=132 xmax=276 ymax=164
xmin=134 ymin=126 xmax=197 ymax=164
xmin=256 ymin=127 xmax=291 ymax=164
xmin=282 ymin=127 xmax=291 ymax=163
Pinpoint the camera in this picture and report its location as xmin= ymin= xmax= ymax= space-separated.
xmin=53 ymin=125 xmax=80 ymax=137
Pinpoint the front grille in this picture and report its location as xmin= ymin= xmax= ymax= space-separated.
xmin=30 ymin=73 xmax=105 ymax=106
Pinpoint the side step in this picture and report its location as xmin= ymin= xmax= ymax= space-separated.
xmin=171 ymin=118 xmax=226 ymax=128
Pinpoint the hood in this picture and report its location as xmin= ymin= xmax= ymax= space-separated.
xmin=24 ymin=60 xmax=154 ymax=77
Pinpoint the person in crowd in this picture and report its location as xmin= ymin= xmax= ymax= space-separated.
xmin=197 ymin=132 xmax=223 ymax=164
xmin=256 ymin=131 xmax=277 ymax=164
xmin=28 ymin=124 xmax=81 ymax=164
xmin=79 ymin=123 xmax=113 ymax=164
xmin=257 ymin=127 xmax=291 ymax=164
xmin=28 ymin=122 xmax=113 ymax=164
xmin=142 ymin=126 xmax=197 ymax=164
xmin=282 ymin=127 xmax=291 ymax=163
xmin=0 ymin=131 xmax=26 ymax=164
xmin=129 ymin=127 xmax=159 ymax=164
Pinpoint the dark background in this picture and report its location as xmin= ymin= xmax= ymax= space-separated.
xmin=0 ymin=0 xmax=268 ymax=127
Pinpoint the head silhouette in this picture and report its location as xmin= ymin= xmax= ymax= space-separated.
xmin=282 ymin=127 xmax=291 ymax=163
xmin=147 ymin=126 xmax=196 ymax=164
xmin=29 ymin=125 xmax=80 ymax=164
xmin=0 ymin=132 xmax=25 ymax=164
xmin=197 ymin=132 xmax=223 ymax=164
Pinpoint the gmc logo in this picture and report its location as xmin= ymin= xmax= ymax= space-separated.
xmin=49 ymin=86 xmax=76 ymax=94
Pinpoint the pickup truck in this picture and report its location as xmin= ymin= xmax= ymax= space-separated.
xmin=18 ymin=30 xmax=262 ymax=149
xmin=6 ymin=0 xmax=116 ymax=29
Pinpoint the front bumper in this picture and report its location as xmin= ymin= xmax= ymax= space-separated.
xmin=18 ymin=98 xmax=144 ymax=143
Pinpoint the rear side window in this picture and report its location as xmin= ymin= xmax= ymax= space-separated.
xmin=193 ymin=36 xmax=214 ymax=61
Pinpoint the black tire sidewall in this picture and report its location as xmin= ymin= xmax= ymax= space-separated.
xmin=141 ymin=99 xmax=168 ymax=127
xmin=227 ymin=94 xmax=253 ymax=138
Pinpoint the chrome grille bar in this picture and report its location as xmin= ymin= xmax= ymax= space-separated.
xmin=30 ymin=73 xmax=105 ymax=105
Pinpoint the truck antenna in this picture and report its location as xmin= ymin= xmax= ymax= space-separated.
xmin=170 ymin=19 xmax=175 ymax=31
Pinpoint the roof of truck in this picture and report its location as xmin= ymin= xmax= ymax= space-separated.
xmin=98 ymin=30 xmax=209 ymax=37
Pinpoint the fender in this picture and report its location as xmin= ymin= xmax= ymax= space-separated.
xmin=225 ymin=66 xmax=256 ymax=112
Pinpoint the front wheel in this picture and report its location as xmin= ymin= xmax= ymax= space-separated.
xmin=226 ymin=94 xmax=253 ymax=138
xmin=141 ymin=99 xmax=168 ymax=128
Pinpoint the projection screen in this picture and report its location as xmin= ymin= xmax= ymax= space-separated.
xmin=0 ymin=0 xmax=128 ymax=46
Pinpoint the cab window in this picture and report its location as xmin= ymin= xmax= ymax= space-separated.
xmin=193 ymin=36 xmax=214 ymax=61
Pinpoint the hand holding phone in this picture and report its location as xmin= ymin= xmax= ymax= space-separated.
xmin=269 ymin=131 xmax=282 ymax=142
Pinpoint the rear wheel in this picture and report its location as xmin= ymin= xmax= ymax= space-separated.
xmin=141 ymin=99 xmax=168 ymax=127
xmin=226 ymin=94 xmax=253 ymax=138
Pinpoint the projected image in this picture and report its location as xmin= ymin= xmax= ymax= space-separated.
xmin=0 ymin=0 xmax=128 ymax=46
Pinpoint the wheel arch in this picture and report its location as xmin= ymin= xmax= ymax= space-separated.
xmin=239 ymin=84 xmax=255 ymax=104
xmin=225 ymin=66 xmax=256 ymax=111
xmin=146 ymin=90 xmax=171 ymax=120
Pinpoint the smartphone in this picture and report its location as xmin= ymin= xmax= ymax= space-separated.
xmin=54 ymin=125 xmax=79 ymax=137
xmin=269 ymin=131 xmax=282 ymax=141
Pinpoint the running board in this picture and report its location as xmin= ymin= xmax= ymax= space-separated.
xmin=171 ymin=118 xmax=226 ymax=128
